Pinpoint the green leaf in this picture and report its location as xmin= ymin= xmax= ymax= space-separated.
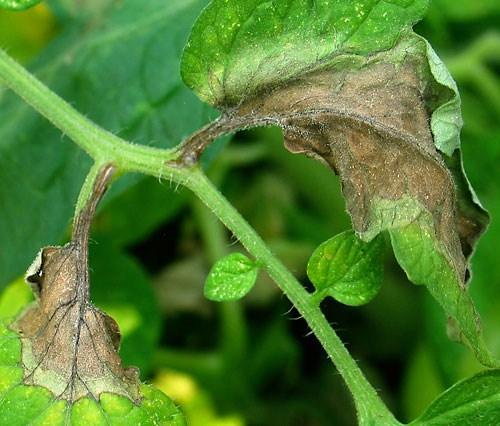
xmin=412 ymin=369 xmax=500 ymax=425
xmin=389 ymin=211 xmax=496 ymax=367
xmin=0 ymin=319 xmax=186 ymax=425
xmin=181 ymin=0 xmax=430 ymax=106
xmin=0 ymin=0 xmax=41 ymax=11
xmin=307 ymin=231 xmax=384 ymax=306
xmin=0 ymin=0 xmax=212 ymax=290
xmin=204 ymin=253 xmax=259 ymax=301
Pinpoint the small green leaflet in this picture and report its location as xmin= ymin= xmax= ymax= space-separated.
xmin=205 ymin=253 xmax=259 ymax=302
xmin=0 ymin=0 xmax=41 ymax=10
xmin=0 ymin=320 xmax=186 ymax=425
xmin=411 ymin=369 xmax=500 ymax=425
xmin=307 ymin=231 xmax=384 ymax=306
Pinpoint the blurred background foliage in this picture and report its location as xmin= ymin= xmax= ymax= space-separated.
xmin=0 ymin=1 xmax=499 ymax=425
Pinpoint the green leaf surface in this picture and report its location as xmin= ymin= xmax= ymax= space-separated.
xmin=0 ymin=319 xmax=185 ymax=425
xmin=182 ymin=0 xmax=430 ymax=106
xmin=307 ymin=231 xmax=384 ymax=306
xmin=0 ymin=277 xmax=33 ymax=321
xmin=204 ymin=253 xmax=259 ymax=301
xmin=389 ymin=211 xmax=496 ymax=367
xmin=412 ymin=369 xmax=500 ymax=425
xmin=0 ymin=0 xmax=41 ymax=11
xmin=0 ymin=0 xmax=212 ymax=290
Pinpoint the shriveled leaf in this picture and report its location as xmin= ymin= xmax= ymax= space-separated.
xmin=204 ymin=253 xmax=259 ymax=302
xmin=0 ymin=168 xmax=185 ymax=425
xmin=16 ymin=244 xmax=140 ymax=402
xmin=0 ymin=0 xmax=41 ymax=11
xmin=181 ymin=0 xmax=495 ymax=366
xmin=411 ymin=369 xmax=500 ymax=425
xmin=9 ymin=166 xmax=139 ymax=402
xmin=307 ymin=231 xmax=383 ymax=306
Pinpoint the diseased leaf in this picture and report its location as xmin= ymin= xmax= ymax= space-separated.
xmin=0 ymin=0 xmax=41 ymax=11
xmin=205 ymin=253 xmax=259 ymax=302
xmin=17 ymin=245 xmax=141 ymax=400
xmin=0 ymin=167 xmax=185 ymax=424
xmin=307 ymin=231 xmax=383 ymax=306
xmin=412 ymin=369 xmax=500 ymax=425
xmin=181 ymin=1 xmax=495 ymax=365
xmin=0 ymin=319 xmax=185 ymax=425
xmin=13 ymin=166 xmax=141 ymax=402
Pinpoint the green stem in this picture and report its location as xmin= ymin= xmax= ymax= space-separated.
xmin=0 ymin=47 xmax=399 ymax=424
xmin=0 ymin=49 xmax=179 ymax=169
xmin=74 ymin=161 xmax=109 ymax=217
xmin=184 ymin=169 xmax=398 ymax=424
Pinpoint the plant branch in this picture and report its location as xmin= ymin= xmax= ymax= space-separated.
xmin=184 ymin=168 xmax=400 ymax=425
xmin=72 ymin=163 xmax=115 ymax=302
xmin=0 ymin=47 xmax=400 ymax=424
xmin=0 ymin=49 xmax=180 ymax=169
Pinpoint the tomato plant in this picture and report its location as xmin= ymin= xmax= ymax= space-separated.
xmin=1 ymin=0 xmax=499 ymax=424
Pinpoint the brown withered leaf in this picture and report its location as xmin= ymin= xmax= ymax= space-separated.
xmin=184 ymin=57 xmax=478 ymax=283
xmin=178 ymin=37 xmax=494 ymax=365
xmin=12 ymin=165 xmax=140 ymax=402
xmin=239 ymin=61 xmax=468 ymax=278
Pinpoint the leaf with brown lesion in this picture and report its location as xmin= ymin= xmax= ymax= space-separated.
xmin=11 ymin=165 xmax=141 ymax=403
xmin=179 ymin=36 xmax=496 ymax=366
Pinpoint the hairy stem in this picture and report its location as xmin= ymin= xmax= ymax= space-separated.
xmin=184 ymin=168 xmax=399 ymax=424
xmin=72 ymin=164 xmax=115 ymax=302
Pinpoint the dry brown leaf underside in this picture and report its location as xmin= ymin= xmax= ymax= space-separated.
xmin=12 ymin=165 xmax=140 ymax=403
xmin=179 ymin=58 xmax=485 ymax=283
